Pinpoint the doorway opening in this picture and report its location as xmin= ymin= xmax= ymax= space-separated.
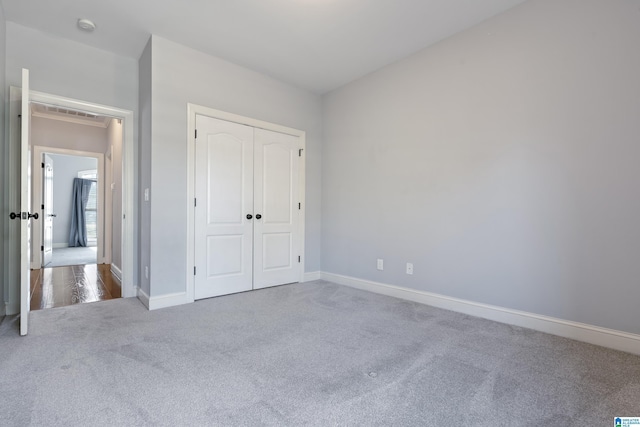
xmin=29 ymin=103 xmax=123 ymax=310
xmin=42 ymin=153 xmax=99 ymax=268
xmin=5 ymin=79 xmax=136 ymax=334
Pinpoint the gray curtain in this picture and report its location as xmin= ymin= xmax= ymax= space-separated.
xmin=68 ymin=178 xmax=94 ymax=247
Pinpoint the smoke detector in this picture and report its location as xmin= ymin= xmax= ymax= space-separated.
xmin=77 ymin=19 xmax=96 ymax=32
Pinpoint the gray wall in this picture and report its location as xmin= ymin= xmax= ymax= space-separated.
xmin=3 ymin=21 xmax=139 ymax=312
xmin=107 ymin=119 xmax=123 ymax=270
xmin=5 ymin=23 xmax=138 ymax=111
xmin=145 ymin=35 xmax=322 ymax=297
xmin=31 ymin=116 xmax=109 ymax=154
xmin=47 ymin=154 xmax=98 ymax=245
xmin=0 ymin=5 xmax=6 ymax=316
xmin=138 ymin=38 xmax=152 ymax=295
xmin=322 ymin=0 xmax=640 ymax=335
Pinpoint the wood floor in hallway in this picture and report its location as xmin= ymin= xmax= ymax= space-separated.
xmin=30 ymin=264 xmax=122 ymax=311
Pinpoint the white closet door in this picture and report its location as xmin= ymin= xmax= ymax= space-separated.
xmin=195 ymin=116 xmax=254 ymax=299
xmin=253 ymin=128 xmax=300 ymax=289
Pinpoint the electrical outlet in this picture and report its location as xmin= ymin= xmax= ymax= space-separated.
xmin=406 ymin=263 xmax=413 ymax=275
xmin=377 ymin=259 xmax=384 ymax=271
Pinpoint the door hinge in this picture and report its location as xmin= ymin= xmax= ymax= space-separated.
xmin=41 ymin=245 xmax=44 ymax=251
xmin=41 ymin=162 xmax=45 ymax=168
xmin=195 ymin=129 xmax=198 ymax=139
xmin=299 ymin=148 xmax=303 ymax=157
xmin=298 ymin=203 xmax=301 ymax=210
xmin=41 ymin=204 xmax=44 ymax=210
xmin=298 ymin=256 xmax=301 ymax=263
xmin=194 ymin=266 xmax=197 ymax=275
xmin=194 ymin=198 xmax=197 ymax=207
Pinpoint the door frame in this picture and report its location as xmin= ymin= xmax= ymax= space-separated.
xmin=42 ymin=154 xmax=54 ymax=267
xmin=31 ymin=146 xmax=106 ymax=268
xmin=5 ymin=88 xmax=137 ymax=316
xmin=185 ymin=104 xmax=306 ymax=303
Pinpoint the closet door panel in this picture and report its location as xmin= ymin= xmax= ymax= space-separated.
xmin=253 ymin=128 xmax=300 ymax=289
xmin=195 ymin=116 xmax=254 ymax=299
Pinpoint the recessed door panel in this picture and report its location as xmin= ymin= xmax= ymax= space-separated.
xmin=262 ymin=232 xmax=292 ymax=271
xmin=262 ymin=145 xmax=292 ymax=225
xmin=207 ymin=235 xmax=244 ymax=276
xmin=208 ymin=136 xmax=245 ymax=224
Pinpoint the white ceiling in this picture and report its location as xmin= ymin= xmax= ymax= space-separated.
xmin=1 ymin=0 xmax=526 ymax=94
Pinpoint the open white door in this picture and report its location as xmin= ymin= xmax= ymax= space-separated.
xmin=42 ymin=154 xmax=54 ymax=267
xmin=20 ymin=69 xmax=33 ymax=336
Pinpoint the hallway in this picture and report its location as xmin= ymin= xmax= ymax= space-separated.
xmin=30 ymin=264 xmax=121 ymax=311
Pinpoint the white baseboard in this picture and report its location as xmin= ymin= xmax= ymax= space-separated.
xmin=53 ymin=243 xmax=69 ymax=249
xmin=110 ymin=264 xmax=122 ymax=283
xmin=137 ymin=288 xmax=150 ymax=309
xmin=321 ymin=272 xmax=640 ymax=356
xmin=148 ymin=292 xmax=190 ymax=310
xmin=137 ymin=288 xmax=190 ymax=311
xmin=303 ymin=271 xmax=322 ymax=282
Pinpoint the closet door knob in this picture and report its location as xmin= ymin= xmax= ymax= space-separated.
xmin=246 ymin=214 xmax=253 ymax=220
xmin=255 ymin=214 xmax=262 ymax=220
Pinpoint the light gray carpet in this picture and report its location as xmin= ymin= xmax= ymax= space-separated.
xmin=1 ymin=281 xmax=639 ymax=426
xmin=48 ymin=247 xmax=97 ymax=267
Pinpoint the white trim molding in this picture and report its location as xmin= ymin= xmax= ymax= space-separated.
xmin=303 ymin=271 xmax=322 ymax=282
xmin=110 ymin=264 xmax=123 ymax=283
xmin=138 ymin=290 xmax=191 ymax=311
xmin=137 ymin=288 xmax=150 ymax=309
xmin=321 ymin=272 xmax=640 ymax=356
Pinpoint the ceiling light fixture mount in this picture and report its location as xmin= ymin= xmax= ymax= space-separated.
xmin=77 ymin=18 xmax=96 ymax=32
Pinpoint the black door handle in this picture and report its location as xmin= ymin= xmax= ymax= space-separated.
xmin=256 ymin=214 xmax=262 ymax=220
xmin=9 ymin=212 xmax=38 ymax=220
xmin=246 ymin=214 xmax=253 ymax=220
